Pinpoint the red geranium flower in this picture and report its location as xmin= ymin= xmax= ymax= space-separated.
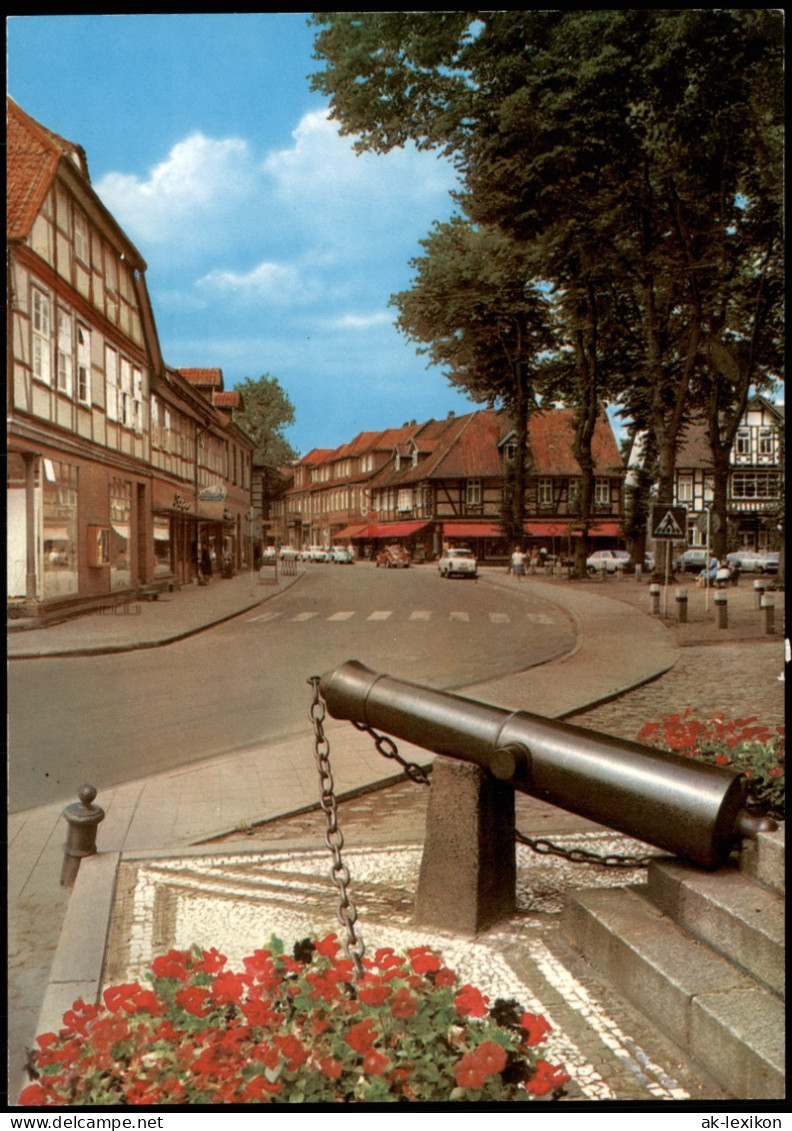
xmin=525 ymin=1058 xmax=570 ymax=1096
xmin=314 ymin=933 xmax=341 ymax=959
xmin=520 ymin=1011 xmax=552 ymax=1046
xmin=454 ymin=983 xmax=489 ymax=1018
xmin=472 ymin=1040 xmax=507 ymax=1076
xmin=345 ymin=1017 xmax=377 ymax=1055
xmin=151 ymin=950 xmax=190 ymax=981
xmin=453 ymin=1052 xmax=487 ymax=1090
xmin=320 ymin=1055 xmax=344 ymax=1080
xmin=408 ymin=946 xmax=442 ymax=975
xmin=358 ymin=979 xmax=392 ymax=1006
xmin=212 ymin=970 xmax=246 ymax=1004
xmin=390 ymin=987 xmax=418 ymax=1020
xmin=363 ymin=1049 xmax=390 ymax=1076
xmin=175 ymin=986 xmax=211 ymax=1017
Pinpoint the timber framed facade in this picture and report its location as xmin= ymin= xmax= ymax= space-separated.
xmin=7 ymin=98 xmax=253 ymax=620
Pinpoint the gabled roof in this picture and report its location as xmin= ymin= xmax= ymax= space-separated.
xmin=179 ymin=368 xmax=224 ymax=391
xmin=7 ymin=98 xmax=90 ymax=242
xmin=212 ymin=390 xmax=241 ymax=410
xmin=526 ymin=408 xmax=623 ymax=476
xmin=675 ymin=417 xmax=713 ymax=470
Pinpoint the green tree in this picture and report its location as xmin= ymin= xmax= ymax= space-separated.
xmin=231 ymin=374 xmax=298 ymax=466
xmin=391 ymin=216 xmax=555 ymax=544
xmin=311 ymin=10 xmax=784 ymax=561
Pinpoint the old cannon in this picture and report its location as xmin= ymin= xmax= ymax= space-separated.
xmin=320 ymin=661 xmax=775 ymax=931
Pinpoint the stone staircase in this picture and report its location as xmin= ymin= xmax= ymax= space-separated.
xmin=561 ymin=827 xmax=785 ymax=1100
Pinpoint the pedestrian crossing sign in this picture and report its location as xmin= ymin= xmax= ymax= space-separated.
xmin=651 ymin=505 xmax=688 ymax=539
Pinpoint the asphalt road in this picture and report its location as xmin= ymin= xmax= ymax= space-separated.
xmin=8 ymin=564 xmax=576 ymax=811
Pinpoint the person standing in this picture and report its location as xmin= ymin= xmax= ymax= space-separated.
xmin=511 ymin=547 xmax=526 ymax=580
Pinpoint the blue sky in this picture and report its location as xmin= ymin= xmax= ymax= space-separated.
xmin=7 ymin=13 xmax=477 ymax=456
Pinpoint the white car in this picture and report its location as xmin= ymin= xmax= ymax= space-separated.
xmin=586 ymin=549 xmax=630 ymax=575
xmin=331 ymin=546 xmax=355 ymax=564
xmin=438 ymin=547 xmax=478 ymax=578
xmin=300 ymin=545 xmax=332 ymax=562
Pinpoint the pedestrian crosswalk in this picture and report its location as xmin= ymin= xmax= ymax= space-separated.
xmin=246 ymin=608 xmax=557 ymax=626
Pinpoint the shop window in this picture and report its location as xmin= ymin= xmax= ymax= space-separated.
xmin=153 ymin=516 xmax=172 ymax=577
xmin=42 ymin=461 xmax=78 ymax=598
xmin=110 ymin=478 xmax=132 ymax=590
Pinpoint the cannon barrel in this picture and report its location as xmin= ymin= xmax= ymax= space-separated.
xmin=320 ymin=660 xmax=774 ymax=870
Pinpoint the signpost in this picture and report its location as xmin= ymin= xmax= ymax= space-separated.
xmin=651 ymin=504 xmax=688 ymax=617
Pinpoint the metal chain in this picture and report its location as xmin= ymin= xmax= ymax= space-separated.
xmin=351 ymin=720 xmax=432 ymax=786
xmin=356 ymin=720 xmax=651 ymax=869
xmin=308 ymin=677 xmax=365 ymax=977
xmin=516 ymin=830 xmax=653 ymax=869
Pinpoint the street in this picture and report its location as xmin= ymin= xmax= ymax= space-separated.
xmin=8 ymin=564 xmax=575 ymax=811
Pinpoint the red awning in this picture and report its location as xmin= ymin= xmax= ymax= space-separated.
xmin=333 ymin=524 xmax=368 ymax=540
xmin=368 ymin=521 xmax=429 ymax=539
xmin=524 ymin=522 xmax=570 ymax=537
xmin=443 ymin=523 xmax=502 ymax=538
xmin=589 ymin=523 xmax=622 ymax=537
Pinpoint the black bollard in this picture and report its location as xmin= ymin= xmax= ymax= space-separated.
xmin=675 ymin=589 xmax=688 ymax=623
xmin=714 ymin=592 xmax=728 ymax=630
xmin=61 ymin=784 xmax=105 ymax=887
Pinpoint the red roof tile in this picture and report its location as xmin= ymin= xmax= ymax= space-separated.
xmin=212 ymin=391 xmax=241 ymax=409
xmin=7 ymin=98 xmax=88 ymax=242
xmin=178 ymin=368 xmax=224 ymax=389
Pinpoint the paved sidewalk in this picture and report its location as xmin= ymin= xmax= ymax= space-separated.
xmin=7 ymin=564 xmax=785 ymax=1101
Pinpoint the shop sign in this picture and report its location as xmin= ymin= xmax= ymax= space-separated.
xmin=198 ymin=484 xmax=226 ymax=503
xmin=172 ymin=492 xmax=192 ymax=513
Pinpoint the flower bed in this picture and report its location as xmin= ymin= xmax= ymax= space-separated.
xmin=638 ymin=712 xmax=785 ymax=819
xmin=21 ymin=935 xmax=570 ymax=1105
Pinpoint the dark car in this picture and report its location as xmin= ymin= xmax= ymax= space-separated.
xmin=376 ymin=545 xmax=410 ymax=568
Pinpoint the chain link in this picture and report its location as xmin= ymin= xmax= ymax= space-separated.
xmin=308 ymin=677 xmax=365 ymax=977
xmin=351 ymin=720 xmax=432 ymax=786
xmin=516 ymin=829 xmax=653 ymax=869
xmin=355 ymin=719 xmax=651 ymax=869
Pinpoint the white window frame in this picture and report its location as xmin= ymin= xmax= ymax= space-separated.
xmin=537 ymin=478 xmax=553 ymax=506
xmin=735 ymin=430 xmax=751 ymax=457
xmin=677 ymin=474 xmax=693 ymax=502
xmin=56 ymin=309 xmax=73 ymax=397
xmin=594 ymin=478 xmax=610 ymax=506
xmin=105 ymin=345 xmax=119 ymax=421
xmin=32 ymin=287 xmax=52 ymax=385
xmin=77 ymin=325 xmax=91 ymax=404
xmin=74 ymin=209 xmax=89 ymax=264
xmin=466 ymin=479 xmax=482 ymax=506
xmin=758 ymin=429 xmax=774 ymax=458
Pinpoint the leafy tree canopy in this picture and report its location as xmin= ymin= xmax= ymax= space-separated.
xmin=232 ymin=374 xmax=298 ymax=466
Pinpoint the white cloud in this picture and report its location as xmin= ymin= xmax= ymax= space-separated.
xmin=327 ymin=311 xmax=394 ymax=330
xmin=95 ymin=132 xmax=256 ymax=247
xmin=197 ymin=260 xmax=303 ymax=302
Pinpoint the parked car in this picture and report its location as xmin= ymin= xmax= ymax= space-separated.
xmin=725 ymin=551 xmax=767 ymax=575
xmin=438 ymin=547 xmax=478 ymax=578
xmin=279 ymin=546 xmax=299 ymax=560
xmin=673 ymin=548 xmax=709 ymax=573
xmin=376 ymin=545 xmax=410 ymax=568
xmin=759 ymin=551 xmax=780 ymax=575
xmin=300 ymin=545 xmax=332 ymax=562
xmin=261 ymin=546 xmax=277 ymax=562
xmin=643 ymin=552 xmax=655 ymax=572
xmin=586 ymin=549 xmax=630 ymax=575
xmin=331 ymin=545 xmax=355 ymax=564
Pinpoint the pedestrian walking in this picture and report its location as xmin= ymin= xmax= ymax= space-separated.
xmin=511 ymin=547 xmax=526 ymax=580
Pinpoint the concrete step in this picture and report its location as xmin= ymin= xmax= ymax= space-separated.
xmin=737 ymin=826 xmax=785 ymax=896
xmin=647 ymin=858 xmax=784 ymax=998
xmin=563 ymin=885 xmax=785 ymax=1100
